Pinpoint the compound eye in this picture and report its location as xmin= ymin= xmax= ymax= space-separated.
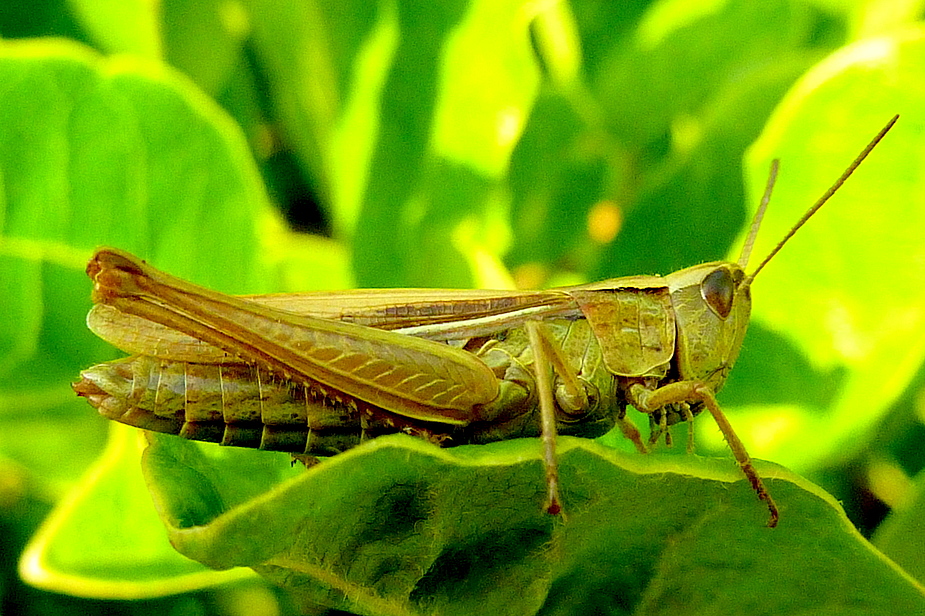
xmin=701 ymin=267 xmax=735 ymax=319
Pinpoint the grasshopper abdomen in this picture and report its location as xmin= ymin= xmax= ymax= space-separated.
xmin=76 ymin=356 xmax=374 ymax=455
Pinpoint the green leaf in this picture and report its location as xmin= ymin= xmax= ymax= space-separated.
xmin=161 ymin=0 xmax=248 ymax=95
xmin=594 ymin=0 xmax=839 ymax=144
xmin=351 ymin=0 xmax=539 ymax=288
xmin=20 ymin=423 xmax=254 ymax=598
xmin=507 ymin=0 xmax=841 ymax=283
xmin=67 ymin=0 xmax=162 ymax=57
xmin=143 ymin=433 xmax=925 ymax=616
xmin=244 ymin=0 xmax=390 ymax=236
xmin=873 ymin=466 xmax=925 ymax=585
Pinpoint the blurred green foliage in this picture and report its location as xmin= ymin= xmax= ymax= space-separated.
xmin=2 ymin=0 xmax=925 ymax=615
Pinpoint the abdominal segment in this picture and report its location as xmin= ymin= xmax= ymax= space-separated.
xmin=74 ymin=355 xmax=418 ymax=456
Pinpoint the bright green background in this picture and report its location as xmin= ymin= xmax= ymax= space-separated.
xmin=3 ymin=1 xmax=925 ymax=615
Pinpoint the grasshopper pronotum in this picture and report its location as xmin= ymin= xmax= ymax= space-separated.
xmin=75 ymin=115 xmax=898 ymax=527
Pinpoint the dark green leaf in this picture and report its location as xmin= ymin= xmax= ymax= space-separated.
xmin=145 ymin=433 xmax=925 ymax=616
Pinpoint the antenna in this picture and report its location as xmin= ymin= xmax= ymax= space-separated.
xmin=738 ymin=159 xmax=779 ymax=268
xmin=742 ymin=114 xmax=898 ymax=287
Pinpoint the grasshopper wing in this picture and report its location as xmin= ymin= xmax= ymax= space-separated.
xmin=87 ymin=249 xmax=514 ymax=424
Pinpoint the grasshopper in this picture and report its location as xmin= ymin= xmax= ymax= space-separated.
xmin=74 ymin=116 xmax=898 ymax=528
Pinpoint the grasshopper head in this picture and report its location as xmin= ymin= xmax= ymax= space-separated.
xmin=662 ymin=115 xmax=899 ymax=394
xmin=667 ymin=261 xmax=750 ymax=393
xmin=644 ymin=116 xmax=896 ymax=439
